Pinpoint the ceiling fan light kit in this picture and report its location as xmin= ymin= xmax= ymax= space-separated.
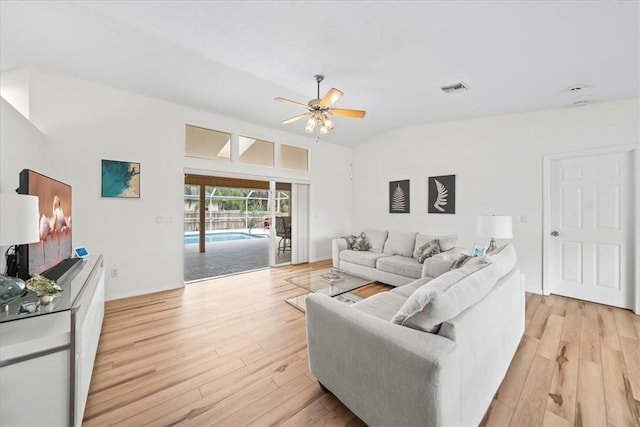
xmin=275 ymin=74 xmax=366 ymax=137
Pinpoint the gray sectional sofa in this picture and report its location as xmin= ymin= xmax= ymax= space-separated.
xmin=307 ymin=244 xmax=523 ymax=427
xmin=332 ymin=228 xmax=463 ymax=286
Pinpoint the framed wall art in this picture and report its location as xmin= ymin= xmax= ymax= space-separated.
xmin=472 ymin=243 xmax=487 ymax=256
xmin=389 ymin=180 xmax=410 ymax=213
xmin=428 ymin=175 xmax=455 ymax=214
xmin=101 ymin=159 xmax=141 ymax=198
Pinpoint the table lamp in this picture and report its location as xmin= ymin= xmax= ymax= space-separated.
xmin=0 ymin=193 xmax=40 ymax=305
xmin=476 ymin=215 xmax=513 ymax=252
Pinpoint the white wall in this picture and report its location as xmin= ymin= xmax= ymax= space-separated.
xmin=0 ymin=98 xmax=49 ymax=272
xmin=352 ymin=99 xmax=639 ymax=293
xmin=1 ymin=68 xmax=353 ymax=300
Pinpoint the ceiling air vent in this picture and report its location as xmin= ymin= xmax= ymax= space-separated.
xmin=440 ymin=82 xmax=468 ymax=94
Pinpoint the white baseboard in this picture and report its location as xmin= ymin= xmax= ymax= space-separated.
xmin=105 ymin=282 xmax=184 ymax=301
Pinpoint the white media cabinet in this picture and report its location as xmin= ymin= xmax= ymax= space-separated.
xmin=0 ymin=255 xmax=105 ymax=427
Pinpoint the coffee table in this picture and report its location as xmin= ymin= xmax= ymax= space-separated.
xmin=285 ymin=269 xmax=374 ymax=312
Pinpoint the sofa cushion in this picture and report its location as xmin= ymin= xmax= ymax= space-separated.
xmin=352 ymin=232 xmax=371 ymax=251
xmin=352 ymin=292 xmax=407 ymax=321
xmin=391 ymin=276 xmax=433 ymax=298
xmin=414 ymin=234 xmax=459 ymax=257
xmin=364 ymin=228 xmax=388 ymax=253
xmin=392 ymin=243 xmax=517 ymax=333
xmin=383 ymin=231 xmax=417 ymax=257
xmin=340 ymin=250 xmax=389 ymax=268
xmin=416 ymin=239 xmax=441 ymax=263
xmin=376 ymin=255 xmax=423 ymax=279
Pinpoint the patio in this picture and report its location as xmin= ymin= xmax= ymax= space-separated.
xmin=184 ymin=237 xmax=270 ymax=282
xmin=183 ymin=228 xmax=291 ymax=282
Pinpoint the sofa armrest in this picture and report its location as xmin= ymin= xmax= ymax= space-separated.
xmin=422 ymin=246 xmax=467 ymax=278
xmin=331 ymin=238 xmax=348 ymax=268
xmin=306 ymin=294 xmax=460 ymax=427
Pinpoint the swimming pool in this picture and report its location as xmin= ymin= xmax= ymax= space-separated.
xmin=184 ymin=232 xmax=266 ymax=245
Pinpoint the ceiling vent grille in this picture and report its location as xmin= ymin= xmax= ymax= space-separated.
xmin=440 ymin=82 xmax=468 ymax=94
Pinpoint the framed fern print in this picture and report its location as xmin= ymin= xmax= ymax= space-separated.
xmin=389 ymin=180 xmax=410 ymax=213
xmin=428 ymin=175 xmax=456 ymax=214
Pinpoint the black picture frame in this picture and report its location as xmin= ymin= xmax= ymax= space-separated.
xmin=389 ymin=180 xmax=410 ymax=213
xmin=428 ymin=175 xmax=456 ymax=214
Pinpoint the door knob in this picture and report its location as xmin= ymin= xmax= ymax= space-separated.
xmin=551 ymin=231 xmax=559 ymax=236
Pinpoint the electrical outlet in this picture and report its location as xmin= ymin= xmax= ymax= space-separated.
xmin=520 ymin=215 xmax=527 ymax=223
xmin=110 ymin=268 xmax=118 ymax=278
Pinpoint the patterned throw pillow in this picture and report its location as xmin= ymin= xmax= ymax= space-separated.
xmin=352 ymin=232 xmax=371 ymax=251
xmin=341 ymin=235 xmax=357 ymax=249
xmin=450 ymin=254 xmax=472 ymax=270
xmin=416 ymin=239 xmax=441 ymax=263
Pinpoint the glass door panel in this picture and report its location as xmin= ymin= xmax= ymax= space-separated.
xmin=273 ymin=182 xmax=292 ymax=265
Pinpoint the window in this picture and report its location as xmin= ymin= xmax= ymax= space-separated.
xmin=238 ymin=136 xmax=274 ymax=167
xmin=281 ymin=144 xmax=309 ymax=171
xmin=185 ymin=125 xmax=231 ymax=161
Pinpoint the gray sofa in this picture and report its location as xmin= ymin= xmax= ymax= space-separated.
xmin=307 ymin=244 xmax=523 ymax=427
xmin=332 ymin=228 xmax=464 ymax=286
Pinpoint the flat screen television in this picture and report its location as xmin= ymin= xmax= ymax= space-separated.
xmin=16 ymin=169 xmax=72 ymax=280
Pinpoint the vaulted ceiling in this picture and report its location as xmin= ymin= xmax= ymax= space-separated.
xmin=1 ymin=1 xmax=638 ymax=146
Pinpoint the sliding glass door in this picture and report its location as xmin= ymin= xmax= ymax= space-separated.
xmin=184 ymin=175 xmax=308 ymax=281
xmin=184 ymin=175 xmax=270 ymax=282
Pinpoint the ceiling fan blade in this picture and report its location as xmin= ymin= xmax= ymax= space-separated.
xmin=281 ymin=113 xmax=310 ymax=124
xmin=330 ymin=108 xmax=366 ymax=118
xmin=275 ymin=97 xmax=309 ymax=109
xmin=319 ymin=88 xmax=343 ymax=108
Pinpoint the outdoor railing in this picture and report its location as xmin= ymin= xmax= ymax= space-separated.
xmin=184 ymin=211 xmax=270 ymax=232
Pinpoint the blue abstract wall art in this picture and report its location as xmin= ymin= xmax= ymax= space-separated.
xmin=101 ymin=159 xmax=140 ymax=198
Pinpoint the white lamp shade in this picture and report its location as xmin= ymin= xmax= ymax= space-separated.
xmin=476 ymin=215 xmax=513 ymax=239
xmin=0 ymin=194 xmax=40 ymax=246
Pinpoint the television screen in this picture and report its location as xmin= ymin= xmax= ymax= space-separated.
xmin=17 ymin=170 xmax=72 ymax=279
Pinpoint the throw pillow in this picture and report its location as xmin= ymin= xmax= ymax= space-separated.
xmin=351 ymin=232 xmax=371 ymax=251
xmin=449 ymin=254 xmax=472 ymax=270
xmin=413 ymin=234 xmax=459 ymax=257
xmin=416 ymin=239 xmax=441 ymax=263
xmin=341 ymin=235 xmax=357 ymax=249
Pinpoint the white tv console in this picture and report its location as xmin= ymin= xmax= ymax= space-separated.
xmin=0 ymin=255 xmax=105 ymax=427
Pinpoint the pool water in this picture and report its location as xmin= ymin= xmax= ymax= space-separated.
xmin=184 ymin=232 xmax=265 ymax=245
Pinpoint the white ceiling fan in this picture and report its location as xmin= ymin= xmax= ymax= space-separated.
xmin=275 ymin=75 xmax=366 ymax=135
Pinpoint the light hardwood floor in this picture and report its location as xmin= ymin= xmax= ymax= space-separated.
xmin=84 ymin=260 xmax=640 ymax=426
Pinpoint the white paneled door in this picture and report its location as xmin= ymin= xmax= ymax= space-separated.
xmin=549 ymin=150 xmax=634 ymax=309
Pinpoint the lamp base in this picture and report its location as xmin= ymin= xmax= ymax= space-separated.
xmin=487 ymin=238 xmax=497 ymax=253
xmin=0 ymin=274 xmax=26 ymax=305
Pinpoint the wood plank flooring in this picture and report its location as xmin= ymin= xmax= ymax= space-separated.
xmin=482 ymin=293 xmax=640 ymax=427
xmin=84 ymin=261 xmax=640 ymax=426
